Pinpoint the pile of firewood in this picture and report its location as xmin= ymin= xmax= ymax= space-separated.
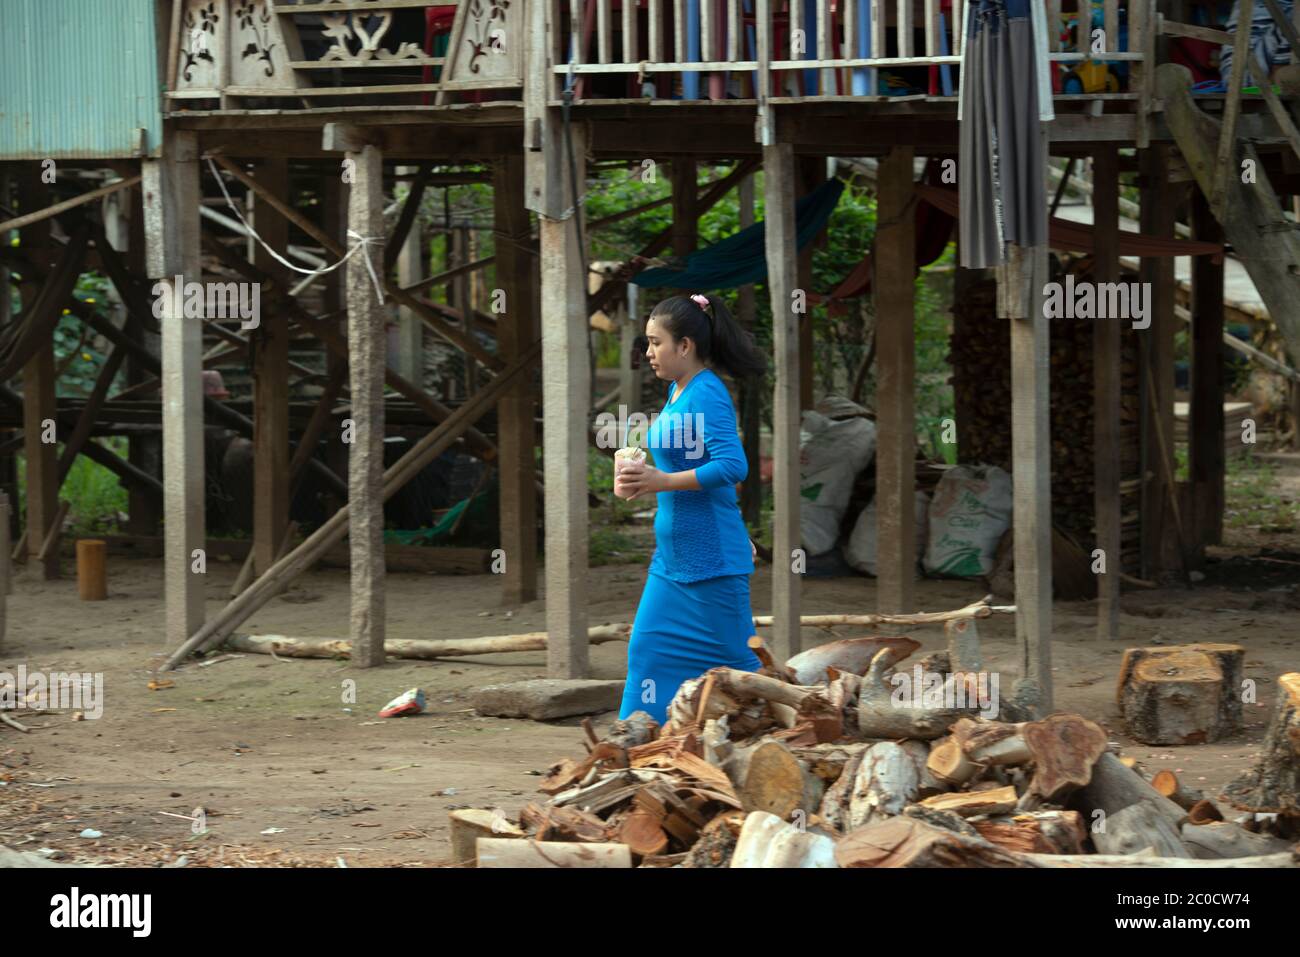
xmin=950 ymin=265 xmax=1142 ymax=574
xmin=457 ymin=600 xmax=1300 ymax=868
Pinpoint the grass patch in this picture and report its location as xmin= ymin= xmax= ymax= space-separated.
xmin=1224 ymin=454 xmax=1300 ymax=532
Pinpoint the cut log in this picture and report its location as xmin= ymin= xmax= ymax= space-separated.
xmin=901 ymin=805 xmax=983 ymax=839
xmin=1023 ymin=850 xmax=1299 ymax=867
xmin=784 ymin=635 xmax=920 ymax=685
xmin=1221 ymin=673 xmax=1300 ymax=815
xmin=729 ymin=811 xmax=837 ymax=868
xmin=224 ymin=625 xmax=630 ymax=661
xmin=475 ymin=839 xmax=632 ymax=868
xmin=748 ymin=635 xmax=797 ymax=682
xmin=791 ymin=742 xmax=876 ymax=783
xmin=722 ymin=739 xmax=808 ymax=819
xmin=1187 ymin=799 xmax=1224 ymax=824
xmin=817 ymin=747 xmax=865 ymax=833
xmin=856 ymin=646 xmax=979 ymax=739
xmin=1117 ymin=643 xmax=1245 ymax=744
xmin=1091 ymin=799 xmax=1193 ymax=857
xmin=1180 ymin=820 xmax=1296 ymax=859
xmin=918 ymin=785 xmax=1019 ymax=818
xmin=518 ymin=803 xmax=609 ymax=843
xmin=1152 ymin=769 xmax=1204 ymax=811
xmin=1023 ymin=713 xmax=1109 ymax=802
xmin=847 ymin=742 xmax=924 ymax=830
xmin=971 ymin=810 xmax=1087 ymax=854
xmin=448 ymin=809 xmax=523 ymax=865
xmin=944 ymin=616 xmax=984 ymax=676
xmin=928 ymin=718 xmax=1032 ymax=787
xmin=1069 ymin=752 xmax=1188 ymax=831
xmin=619 ymin=808 xmax=670 ymax=857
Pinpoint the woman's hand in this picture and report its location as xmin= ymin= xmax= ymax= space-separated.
xmin=614 ymin=461 xmax=666 ymax=500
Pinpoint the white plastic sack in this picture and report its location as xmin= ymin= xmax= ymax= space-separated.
xmin=923 ymin=465 xmax=1013 ymax=578
xmin=799 ymin=412 xmax=876 ymax=556
xmin=845 ymin=491 xmax=930 ymax=577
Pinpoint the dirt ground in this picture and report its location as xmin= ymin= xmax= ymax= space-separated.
xmin=2 ymin=482 xmax=1298 ymax=867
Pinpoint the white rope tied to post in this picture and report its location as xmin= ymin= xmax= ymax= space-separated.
xmin=204 ymin=156 xmax=385 ymax=305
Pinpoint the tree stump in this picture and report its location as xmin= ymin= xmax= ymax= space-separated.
xmin=1221 ymin=673 xmax=1300 ymax=816
xmin=1117 ymin=643 xmax=1245 ymax=745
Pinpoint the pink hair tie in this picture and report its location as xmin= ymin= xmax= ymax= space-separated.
xmin=690 ymin=293 xmax=710 ymax=311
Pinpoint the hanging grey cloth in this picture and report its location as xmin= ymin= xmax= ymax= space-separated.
xmin=959 ymin=0 xmax=1048 ymax=268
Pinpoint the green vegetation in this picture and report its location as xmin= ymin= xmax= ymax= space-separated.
xmin=1224 ymin=454 xmax=1300 ymax=532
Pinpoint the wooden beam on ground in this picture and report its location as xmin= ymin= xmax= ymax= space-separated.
xmin=252 ymin=158 xmax=291 ymax=576
xmin=874 ymin=146 xmax=917 ymax=616
xmin=1000 ymin=125 xmax=1054 ymax=714
xmin=764 ymin=137 xmax=801 ymax=662
xmin=539 ymin=120 xmax=591 ymax=679
xmin=342 ymin=136 xmax=387 ymax=669
xmin=1189 ymin=188 xmax=1226 ymax=547
xmin=143 ymin=129 xmax=206 ymax=646
xmin=159 ymin=340 xmax=542 ymax=671
xmin=494 ymin=153 xmax=540 ymax=605
xmin=1093 ymin=147 xmax=1122 ymax=640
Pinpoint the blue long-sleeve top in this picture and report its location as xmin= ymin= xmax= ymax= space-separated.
xmin=645 ymin=367 xmax=754 ymax=582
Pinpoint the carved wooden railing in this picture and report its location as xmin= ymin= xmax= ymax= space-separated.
xmin=164 ymin=0 xmax=525 ymax=107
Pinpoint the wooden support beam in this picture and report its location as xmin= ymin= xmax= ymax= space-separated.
xmin=392 ymin=165 xmax=426 ymax=384
xmin=143 ymin=129 xmax=206 ymax=645
xmin=999 ymin=126 xmax=1053 ymax=714
xmin=671 ymin=159 xmax=698 ymax=295
xmin=0 ymin=175 xmax=141 ymax=234
xmin=764 ymin=138 xmax=801 ymax=662
xmin=494 ymin=153 xmax=540 ymax=606
xmin=797 ymin=156 xmax=822 ymax=411
xmin=737 ymin=174 xmax=762 ymax=529
xmin=252 ymin=158 xmax=291 ymax=575
xmin=19 ymin=171 xmax=60 ymax=581
xmin=874 ymin=147 xmax=917 ymax=615
xmin=1189 ymin=188 xmax=1225 ymax=547
xmin=1139 ymin=146 xmax=1180 ymax=576
xmin=540 ymin=119 xmax=591 ymax=679
xmin=56 ymin=346 xmax=127 ymax=484
xmin=289 ymin=363 xmax=347 ymax=502
xmin=124 ymin=183 xmax=163 ymax=536
xmin=344 ymin=139 xmax=387 ymax=669
xmin=1093 ymin=147 xmax=1122 ymax=640
xmin=1211 ymin=0 xmax=1253 ymax=219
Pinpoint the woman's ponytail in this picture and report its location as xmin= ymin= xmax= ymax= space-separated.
xmin=648 ymin=293 xmax=768 ymax=380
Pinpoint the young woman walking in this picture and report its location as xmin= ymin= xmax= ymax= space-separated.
xmin=613 ymin=292 xmax=768 ymax=724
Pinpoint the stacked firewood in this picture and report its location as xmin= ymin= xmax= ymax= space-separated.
xmin=950 ymin=266 xmax=1142 ymax=573
xmin=461 ymin=600 xmax=1300 ymax=868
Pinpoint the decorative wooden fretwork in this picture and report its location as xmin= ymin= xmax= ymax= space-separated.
xmin=440 ymin=0 xmax=524 ymax=90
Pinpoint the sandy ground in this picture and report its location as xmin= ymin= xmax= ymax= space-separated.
xmin=1 ymin=501 xmax=1298 ymax=866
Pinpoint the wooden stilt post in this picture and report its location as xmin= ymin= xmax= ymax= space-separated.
xmin=1093 ymin=146 xmax=1122 ymax=640
xmin=18 ymin=169 xmax=60 ymax=580
xmin=329 ymin=127 xmax=387 ymax=668
xmin=493 ymin=153 xmax=539 ymax=606
xmin=1139 ymin=146 xmax=1180 ymax=576
xmin=671 ymin=159 xmax=698 ymax=295
xmin=538 ymin=121 xmax=591 ymax=679
xmin=797 ymin=156 xmax=822 ymax=411
xmin=1000 ymin=126 xmax=1053 ymax=714
xmin=875 ymin=146 xmax=917 ymax=615
xmin=1189 ymin=188 xmax=1225 ymax=547
xmin=737 ymin=173 xmax=762 ymax=529
xmin=252 ymin=158 xmax=290 ymax=575
xmin=142 ymin=129 xmax=206 ymax=645
xmin=764 ymin=136 xmax=802 ymax=663
xmin=322 ymin=173 xmax=349 ymax=518
xmin=126 ymin=180 xmax=163 ymax=537
xmin=394 ymin=165 xmax=426 ymax=385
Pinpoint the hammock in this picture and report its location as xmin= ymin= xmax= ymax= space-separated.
xmin=631 ymin=177 xmax=847 ymax=289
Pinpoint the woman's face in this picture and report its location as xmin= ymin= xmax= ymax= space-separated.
xmin=644 ymin=315 xmax=692 ymax=381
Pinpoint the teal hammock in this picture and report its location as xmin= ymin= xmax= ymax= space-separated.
xmin=632 ymin=177 xmax=847 ymax=290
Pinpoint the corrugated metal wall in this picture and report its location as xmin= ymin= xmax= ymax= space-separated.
xmin=0 ymin=0 xmax=162 ymax=159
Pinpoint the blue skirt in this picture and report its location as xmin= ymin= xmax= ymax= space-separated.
xmin=618 ymin=571 xmax=763 ymax=724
